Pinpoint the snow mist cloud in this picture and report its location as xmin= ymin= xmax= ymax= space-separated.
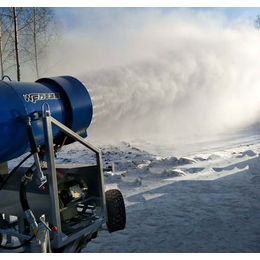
xmin=46 ymin=8 xmax=260 ymax=141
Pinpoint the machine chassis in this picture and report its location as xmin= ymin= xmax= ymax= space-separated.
xmin=0 ymin=105 xmax=108 ymax=252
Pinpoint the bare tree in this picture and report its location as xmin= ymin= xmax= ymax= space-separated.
xmin=13 ymin=7 xmax=20 ymax=81
xmin=0 ymin=7 xmax=7 ymax=78
xmin=0 ymin=7 xmax=24 ymax=81
xmin=0 ymin=18 xmax=4 ymax=78
xmin=21 ymin=7 xmax=61 ymax=79
xmin=254 ymin=15 xmax=260 ymax=29
xmin=0 ymin=7 xmax=61 ymax=81
xmin=33 ymin=7 xmax=39 ymax=78
xmin=0 ymin=8 xmax=15 ymax=78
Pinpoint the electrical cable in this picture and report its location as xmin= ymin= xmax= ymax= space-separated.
xmin=0 ymin=152 xmax=33 ymax=192
xmin=1 ymin=75 xmax=12 ymax=81
xmin=0 ymin=153 xmax=35 ymax=250
xmin=54 ymin=136 xmax=68 ymax=151
xmin=0 ymin=122 xmax=39 ymax=250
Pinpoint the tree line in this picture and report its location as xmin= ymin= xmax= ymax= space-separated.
xmin=0 ymin=7 xmax=61 ymax=81
xmin=2 ymin=9 xmax=260 ymax=82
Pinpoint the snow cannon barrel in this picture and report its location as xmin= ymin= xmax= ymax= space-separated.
xmin=0 ymin=76 xmax=93 ymax=163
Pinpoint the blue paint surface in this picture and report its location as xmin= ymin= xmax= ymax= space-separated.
xmin=0 ymin=76 xmax=93 ymax=163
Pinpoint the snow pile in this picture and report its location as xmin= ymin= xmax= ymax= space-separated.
xmin=7 ymin=128 xmax=260 ymax=253
xmin=158 ymin=168 xmax=186 ymax=177
xmin=79 ymin=130 xmax=260 ymax=253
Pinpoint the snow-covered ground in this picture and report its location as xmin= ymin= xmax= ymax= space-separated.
xmin=7 ymin=127 xmax=260 ymax=253
xmin=51 ymin=127 xmax=260 ymax=253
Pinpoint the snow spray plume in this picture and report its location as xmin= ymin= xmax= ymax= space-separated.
xmin=46 ymin=8 xmax=260 ymax=141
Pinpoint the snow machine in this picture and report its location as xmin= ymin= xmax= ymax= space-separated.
xmin=0 ymin=76 xmax=126 ymax=253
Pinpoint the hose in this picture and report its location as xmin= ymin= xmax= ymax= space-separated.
xmin=1 ymin=75 xmax=12 ymax=81
xmin=19 ymin=167 xmax=38 ymax=235
xmin=0 ymin=121 xmax=40 ymax=250
xmin=0 ymin=119 xmax=36 ymax=192
xmin=19 ymin=167 xmax=34 ymax=212
xmin=0 ymin=165 xmax=35 ymax=250
xmin=0 ymin=152 xmax=33 ymax=192
xmin=19 ymin=120 xmax=40 ymax=235
xmin=0 ymin=163 xmax=38 ymax=250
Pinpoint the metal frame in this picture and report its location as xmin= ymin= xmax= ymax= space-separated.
xmin=42 ymin=105 xmax=107 ymax=249
xmin=0 ymin=105 xmax=106 ymax=252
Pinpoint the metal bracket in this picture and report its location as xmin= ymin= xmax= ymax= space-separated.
xmin=41 ymin=104 xmax=107 ymax=249
xmin=39 ymin=215 xmax=52 ymax=232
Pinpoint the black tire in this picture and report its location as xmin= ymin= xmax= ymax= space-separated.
xmin=105 ymin=189 xmax=126 ymax=232
xmin=0 ymin=233 xmax=2 ymax=245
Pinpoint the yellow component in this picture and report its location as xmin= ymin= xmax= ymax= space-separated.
xmin=33 ymin=228 xmax=38 ymax=236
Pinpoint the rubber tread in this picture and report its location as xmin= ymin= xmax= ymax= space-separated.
xmin=105 ymin=189 xmax=126 ymax=232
